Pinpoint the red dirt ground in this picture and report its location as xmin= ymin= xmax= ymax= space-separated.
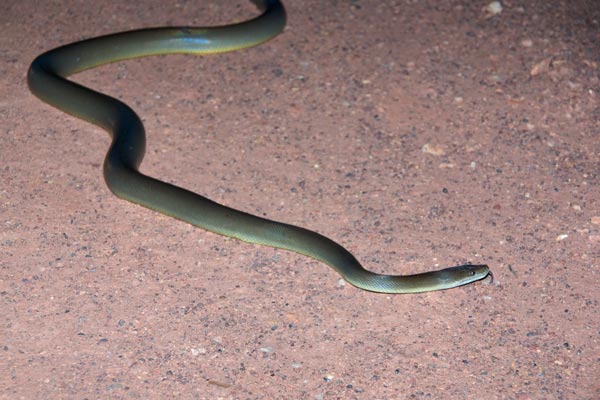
xmin=1 ymin=0 xmax=598 ymax=398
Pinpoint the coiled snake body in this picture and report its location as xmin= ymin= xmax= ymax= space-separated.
xmin=27 ymin=0 xmax=490 ymax=293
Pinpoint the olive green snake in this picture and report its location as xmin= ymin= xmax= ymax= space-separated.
xmin=27 ymin=0 xmax=490 ymax=293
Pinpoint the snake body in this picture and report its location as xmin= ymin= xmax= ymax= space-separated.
xmin=27 ymin=0 xmax=490 ymax=293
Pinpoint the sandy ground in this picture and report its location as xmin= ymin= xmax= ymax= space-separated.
xmin=1 ymin=0 xmax=599 ymax=398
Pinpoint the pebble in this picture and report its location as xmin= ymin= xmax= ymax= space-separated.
xmin=531 ymin=58 xmax=552 ymax=76
xmin=555 ymin=234 xmax=568 ymax=241
xmin=520 ymin=39 xmax=533 ymax=48
xmin=422 ymin=143 xmax=445 ymax=156
xmin=191 ymin=347 xmax=206 ymax=356
xmin=483 ymin=1 xmax=503 ymax=17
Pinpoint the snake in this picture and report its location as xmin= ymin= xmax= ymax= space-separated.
xmin=27 ymin=0 xmax=490 ymax=293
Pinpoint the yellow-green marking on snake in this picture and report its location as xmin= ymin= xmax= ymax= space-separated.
xmin=27 ymin=0 xmax=490 ymax=293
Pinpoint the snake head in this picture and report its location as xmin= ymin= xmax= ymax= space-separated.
xmin=441 ymin=264 xmax=491 ymax=287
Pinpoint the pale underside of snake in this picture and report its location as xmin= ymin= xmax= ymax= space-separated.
xmin=27 ymin=0 xmax=490 ymax=293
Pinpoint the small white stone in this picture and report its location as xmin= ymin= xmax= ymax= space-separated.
xmin=484 ymin=1 xmax=503 ymax=16
xmin=521 ymin=39 xmax=533 ymax=48
xmin=191 ymin=347 xmax=206 ymax=356
xmin=422 ymin=143 xmax=445 ymax=156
